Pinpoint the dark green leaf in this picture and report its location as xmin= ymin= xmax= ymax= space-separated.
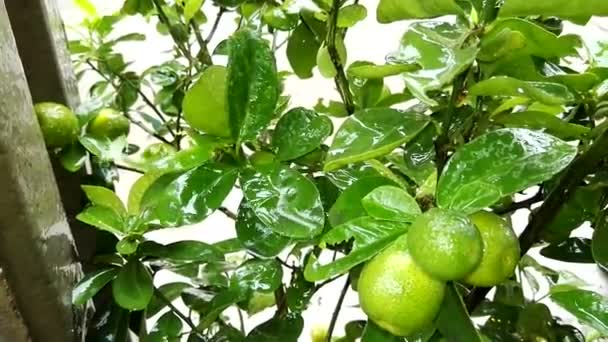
xmin=304 ymin=217 xmax=407 ymax=281
xmin=112 ymin=33 xmax=146 ymax=43
xmin=551 ymin=290 xmax=608 ymax=334
xmin=122 ymin=0 xmax=153 ymax=15
xmin=240 ymin=166 xmax=325 ymax=239
xmin=361 ymin=186 xmax=421 ymax=222
xmin=86 ymin=305 xmax=130 ymax=342
xmin=376 ymin=0 xmax=462 ymax=23
xmin=197 ymin=287 xmax=247 ymax=329
xmin=72 ymin=268 xmax=118 ymax=305
xmin=115 ymin=72 xmax=140 ymax=109
xmin=314 ymin=98 xmax=349 ymax=117
xmin=112 ymin=259 xmax=154 ymax=310
xmin=470 ymin=77 xmax=575 ymax=105
xmin=437 ymin=128 xmax=577 ymax=214
xmin=361 ymin=320 xmax=400 ymax=341
xmin=213 ymin=238 xmax=244 ymax=254
xmin=515 ymin=303 xmax=556 ymax=341
xmin=272 ymin=108 xmax=333 ymax=161
xmin=227 ymin=30 xmax=279 ymax=143
xmin=593 ymin=210 xmax=608 ymax=272
xmin=436 ymin=282 xmax=482 ymax=342
xmin=77 ymin=205 xmax=125 ymax=236
xmin=231 ymin=259 xmax=283 ymax=293
xmin=147 ymin=282 xmax=190 ymax=317
xmin=235 ymin=201 xmax=291 ymax=258
xmin=82 ymin=185 xmax=127 ymax=217
xmin=262 ymin=6 xmax=298 ymax=30
xmin=286 ymin=270 xmax=315 ymax=313
xmin=540 ymin=238 xmax=594 ymax=263
xmin=210 ymin=324 xmax=245 ymax=341
xmin=246 ymin=314 xmax=304 ymax=342
xmin=60 ymin=143 xmax=87 ymax=172
xmin=329 ymin=176 xmax=396 ymax=226
xmin=140 ymin=240 xmax=224 ymax=262
xmin=149 ymin=311 xmax=183 ymax=338
xmin=499 ymin=0 xmax=608 ymax=20
xmin=394 ymin=123 xmax=437 ymax=186
xmin=493 ymin=111 xmax=589 ymax=140
xmin=324 ymin=108 xmax=429 ymax=171
xmin=287 ymin=23 xmax=323 ymax=79
xmin=348 ymin=61 xmax=385 ymax=109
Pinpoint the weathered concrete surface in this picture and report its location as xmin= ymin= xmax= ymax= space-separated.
xmin=0 ymin=271 xmax=29 ymax=342
xmin=0 ymin=1 xmax=82 ymax=341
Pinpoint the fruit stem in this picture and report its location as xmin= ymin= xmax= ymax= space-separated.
xmin=326 ymin=277 xmax=351 ymax=342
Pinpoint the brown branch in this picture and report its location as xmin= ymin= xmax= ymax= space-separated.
xmin=494 ymin=190 xmax=544 ymax=215
xmin=326 ymin=277 xmax=350 ymax=342
xmin=326 ymin=0 xmax=355 ymax=115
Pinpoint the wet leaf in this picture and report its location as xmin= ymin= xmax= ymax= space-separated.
xmin=287 ymin=21 xmax=323 ymax=79
xmin=493 ymin=111 xmax=589 ymax=140
xmin=361 ymin=186 xmax=421 ymax=223
xmin=77 ymin=205 xmax=125 ymax=236
xmin=227 ymin=30 xmax=279 ymax=143
xmin=210 ymin=324 xmax=245 ymax=341
xmin=148 ymin=311 xmax=183 ymax=338
xmin=324 ymin=108 xmax=429 ymax=171
xmin=60 ymin=143 xmax=87 ymax=172
xmin=72 ymin=268 xmax=118 ymax=305
xmin=376 ymin=0 xmax=462 ymax=23
xmin=235 ymin=201 xmax=291 ymax=258
xmin=240 ymin=166 xmax=325 ymax=239
xmin=232 ymin=259 xmax=283 ymax=293
xmin=551 ymin=290 xmax=608 ymax=334
xmin=348 ymin=63 xmax=419 ymax=79
xmin=147 ymin=282 xmax=190 ymax=317
xmin=86 ymin=305 xmax=130 ymax=342
xmin=540 ymin=238 xmax=594 ymax=263
xmin=246 ymin=314 xmax=304 ymax=342
xmin=112 ymin=259 xmax=154 ymax=310
xmin=184 ymin=0 xmax=204 ymax=22
xmin=325 ymin=163 xmax=381 ymax=190
xmin=272 ymin=108 xmax=333 ymax=161
xmin=392 ymin=124 xmax=437 ymax=186
xmin=470 ymin=77 xmax=575 ymax=105
xmin=82 ymin=185 xmax=127 ymax=217
xmin=337 ymin=4 xmax=367 ymax=28
xmin=437 ymin=128 xmax=577 ymax=214
xmin=593 ymin=209 xmax=608 ymax=272
xmin=499 ymin=0 xmax=608 ymax=20
xmin=436 ymin=282 xmax=482 ymax=342
xmin=140 ymin=240 xmax=224 ymax=262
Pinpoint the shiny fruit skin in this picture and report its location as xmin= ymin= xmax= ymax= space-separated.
xmin=34 ymin=102 xmax=79 ymax=149
xmin=88 ymin=108 xmax=130 ymax=140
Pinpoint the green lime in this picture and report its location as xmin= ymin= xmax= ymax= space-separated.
xmin=34 ymin=102 xmax=79 ymax=149
xmin=238 ymin=291 xmax=276 ymax=314
xmin=358 ymin=234 xmax=445 ymax=336
xmin=88 ymin=108 xmax=130 ymax=140
xmin=141 ymin=143 xmax=176 ymax=162
xmin=463 ymin=211 xmax=520 ymax=287
xmin=182 ymin=65 xmax=231 ymax=138
xmin=407 ymin=208 xmax=483 ymax=281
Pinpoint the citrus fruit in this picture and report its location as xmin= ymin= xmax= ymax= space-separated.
xmin=463 ymin=211 xmax=520 ymax=287
xmin=34 ymin=102 xmax=79 ymax=149
xmin=238 ymin=291 xmax=276 ymax=314
xmin=141 ymin=143 xmax=176 ymax=162
xmin=358 ymin=234 xmax=445 ymax=336
xmin=182 ymin=65 xmax=231 ymax=138
xmin=407 ymin=208 xmax=483 ymax=281
xmin=88 ymin=108 xmax=130 ymax=140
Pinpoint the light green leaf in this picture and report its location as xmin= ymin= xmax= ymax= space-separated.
xmin=437 ymin=128 xmax=577 ymax=214
xmin=145 ymin=145 xmax=215 ymax=173
xmin=184 ymin=0 xmax=204 ymax=22
xmin=227 ymin=30 xmax=279 ymax=143
xmin=240 ymin=166 xmax=325 ymax=239
xmin=470 ymin=77 xmax=575 ymax=105
xmin=304 ymin=216 xmax=408 ymax=281
xmin=499 ymin=0 xmax=608 ymax=20
xmin=77 ymin=205 xmax=125 ymax=236
xmin=112 ymin=259 xmax=154 ymax=311
xmin=73 ymin=268 xmax=118 ymax=305
xmin=60 ymin=143 xmax=87 ymax=172
xmin=183 ymin=66 xmax=230 ymax=138
xmin=324 ymin=108 xmax=429 ymax=171
xmin=348 ymin=63 xmax=419 ymax=79
xmin=493 ymin=111 xmax=590 ymax=140
xmin=231 ymin=259 xmax=283 ymax=293
xmin=287 ymin=21 xmax=324 ymax=79
xmin=551 ymin=290 xmax=608 ymax=334
xmin=362 ymin=186 xmax=421 ymax=223
xmin=376 ymin=0 xmax=462 ymax=23
xmin=236 ymin=201 xmax=291 ymax=258
xmin=79 ymin=135 xmax=127 ymax=162
xmin=392 ymin=22 xmax=478 ymax=106
xmin=74 ymin=0 xmax=97 ymax=18
xmin=82 ymin=185 xmax=127 ymax=217
xmin=337 ymin=4 xmax=367 ymax=28
xmin=272 ymin=107 xmax=332 ymax=161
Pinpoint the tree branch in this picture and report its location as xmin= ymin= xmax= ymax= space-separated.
xmin=154 ymin=288 xmax=205 ymax=339
xmin=494 ymin=190 xmax=543 ymax=215
xmin=218 ymin=206 xmax=237 ymax=220
xmin=206 ymin=7 xmax=226 ymax=43
xmin=326 ymin=277 xmax=350 ymax=342
xmin=152 ymin=0 xmax=196 ymax=66
xmin=326 ymin=0 xmax=355 ymax=115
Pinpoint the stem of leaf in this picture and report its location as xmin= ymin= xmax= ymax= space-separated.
xmin=154 ymin=288 xmax=205 ymax=339
xmin=326 ymin=277 xmax=350 ymax=342
xmin=218 ymin=206 xmax=237 ymax=220
xmin=326 ymin=0 xmax=355 ymax=115
xmin=435 ymin=73 xmax=466 ymax=175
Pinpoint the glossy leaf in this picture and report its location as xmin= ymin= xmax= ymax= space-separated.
xmin=393 ymin=124 xmax=437 ymax=186
xmin=246 ymin=314 xmax=304 ymax=342
xmin=272 ymin=108 xmax=333 ymax=161
xmin=337 ymin=4 xmax=367 ymax=28
xmin=147 ymin=282 xmax=190 ymax=317
xmin=140 ymin=240 xmax=224 ymax=262
xmin=240 ymin=166 xmax=325 ymax=239
xmin=231 ymin=259 xmax=283 ymax=293
xmin=392 ymin=22 xmax=477 ymax=106
xmin=593 ymin=210 xmax=608 ymax=272
xmin=146 ymin=145 xmax=215 ymax=173
xmin=86 ymin=305 xmax=130 ymax=342
xmin=324 ymin=108 xmax=429 ymax=171
xmin=287 ymin=22 xmax=323 ymax=79
xmin=213 ymin=238 xmax=244 ymax=254
xmin=60 ymin=143 xmax=87 ymax=172
xmin=82 ymin=185 xmax=127 ymax=217
xmin=376 ymin=0 xmax=462 ymax=23
xmin=149 ymin=311 xmax=183 ymax=338
xmin=304 ymin=216 xmax=407 ymax=281
xmin=493 ymin=111 xmax=589 ymax=140
xmin=227 ymin=30 xmax=279 ymax=143
xmin=540 ymin=238 xmax=594 ymax=263
xmin=210 ymin=325 xmax=245 ymax=341
xmin=112 ymin=259 xmax=154 ymax=310
xmin=329 ymin=176 xmax=396 ymax=227
xmin=197 ymin=287 xmax=247 ymax=329
xmin=235 ymin=201 xmax=291 ymax=258
xmin=499 ymin=0 xmax=608 ymax=20
xmin=286 ymin=270 xmax=315 ymax=314
xmin=361 ymin=186 xmax=421 ymax=223
xmin=436 ymin=283 xmax=482 ymax=342
xmin=348 ymin=61 xmax=385 ymax=109
xmin=143 ymin=163 xmax=238 ymax=226
xmin=348 ymin=63 xmax=419 ymax=79
xmin=551 ymin=290 xmax=608 ymax=334
xmin=470 ymin=77 xmax=575 ymax=105
xmin=437 ymin=128 xmax=577 ymax=214
xmin=72 ymin=268 xmax=118 ymax=305
xmin=77 ymin=205 xmax=125 ymax=236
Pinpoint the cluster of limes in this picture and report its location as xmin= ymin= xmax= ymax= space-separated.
xmin=358 ymin=208 xmax=520 ymax=336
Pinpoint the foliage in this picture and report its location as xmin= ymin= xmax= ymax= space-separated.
xmin=45 ymin=0 xmax=608 ymax=339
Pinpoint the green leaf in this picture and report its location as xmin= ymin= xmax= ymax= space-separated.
xmin=213 ymin=238 xmax=244 ymax=254
xmin=227 ymin=30 xmax=279 ymax=143
xmin=262 ymin=6 xmax=298 ymax=30
xmin=286 ymin=270 xmax=315 ymax=314
xmin=145 ymin=145 xmax=215 ymax=173
xmin=240 ymin=166 xmax=325 ymax=239
xmin=210 ymin=325 xmax=245 ymax=341
xmin=337 ymin=4 xmax=367 ymax=28
xmin=72 ymin=268 xmax=118 ymax=305
xmin=182 ymin=66 xmax=229 ymax=138
xmin=60 ymin=143 xmax=87 ymax=172
xmin=86 ymin=305 xmax=130 ymax=342
xmin=329 ymin=176 xmax=396 ymax=227
xmin=324 ymin=108 xmax=429 ymax=171
xmin=391 ymin=124 xmax=437 ymax=187
xmin=112 ymin=33 xmax=146 ymax=43
xmin=593 ymin=210 xmax=608 ymax=272
xmin=314 ymin=98 xmax=349 ymax=117
xmin=236 ymin=201 xmax=291 ymax=258
xmin=499 ymin=0 xmax=608 ymax=20
xmin=436 ymin=283 xmax=482 ymax=342
xmin=143 ymin=163 xmax=238 ymax=226
xmin=140 ymin=240 xmax=224 ymax=262
xmin=82 ymin=185 xmax=127 ymax=217
xmin=540 ymin=238 xmax=594 ymax=263
xmin=272 ymin=108 xmax=333 ymax=161
xmin=121 ymin=0 xmax=153 ymax=15
xmin=361 ymin=186 xmax=421 ymax=223
xmin=231 ymin=259 xmax=283 ymax=293
xmin=551 ymin=290 xmax=608 ymax=334
xmin=74 ymin=0 xmax=97 ymax=17
xmin=112 ymin=259 xmax=154 ymax=310
xmin=347 ymin=61 xmax=385 ymax=109
xmin=516 ymin=303 xmax=557 ymax=342
xmin=470 ymin=77 xmax=575 ymax=105
xmin=115 ymin=72 xmax=140 ymax=109
xmin=287 ymin=22 xmax=323 ymax=79
xmin=376 ymin=0 xmax=462 ymax=23
xmin=246 ymin=314 xmax=304 ymax=342
xmin=184 ymin=0 xmax=204 ymax=22
xmin=361 ymin=320 xmax=400 ymax=341
xmin=304 ymin=216 xmax=407 ymax=281
xmin=348 ymin=63 xmax=419 ymax=79
xmin=393 ymin=22 xmax=477 ymax=106
xmin=148 ymin=311 xmax=183 ymax=338
xmin=147 ymin=282 xmax=190 ymax=317
xmin=79 ymin=135 xmax=127 ymax=162
xmin=493 ymin=111 xmax=589 ymax=140
xmin=437 ymin=128 xmax=577 ymax=214
xmin=77 ymin=205 xmax=125 ymax=236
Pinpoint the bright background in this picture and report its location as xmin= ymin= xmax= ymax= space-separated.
xmin=56 ymin=0 xmax=608 ymax=340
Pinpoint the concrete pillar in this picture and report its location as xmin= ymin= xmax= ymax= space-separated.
xmin=0 ymin=0 xmax=82 ymax=340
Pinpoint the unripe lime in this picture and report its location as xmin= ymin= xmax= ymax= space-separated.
xmin=34 ymin=102 xmax=79 ymax=149
xmin=88 ymin=108 xmax=130 ymax=140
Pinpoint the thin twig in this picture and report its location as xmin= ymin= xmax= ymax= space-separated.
xmin=190 ymin=21 xmax=213 ymax=66
xmin=218 ymin=206 xmax=237 ymax=220
xmin=206 ymin=7 xmax=226 ymax=43
xmin=237 ymin=309 xmax=246 ymax=334
xmin=494 ymin=190 xmax=544 ymax=215
xmin=154 ymin=288 xmax=205 ymax=339
xmin=275 ymin=257 xmax=298 ymax=270
xmin=152 ymin=0 xmax=196 ymax=66
xmin=115 ymin=163 xmax=144 ymax=174
xmin=326 ymin=277 xmax=351 ymax=342
xmin=326 ymin=0 xmax=355 ymax=114
xmin=314 ymin=275 xmax=342 ymax=292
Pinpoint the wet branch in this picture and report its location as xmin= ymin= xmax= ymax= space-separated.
xmin=326 ymin=0 xmax=355 ymax=115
